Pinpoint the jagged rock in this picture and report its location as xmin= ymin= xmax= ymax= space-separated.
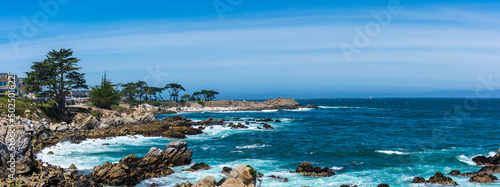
xmin=425 ymin=171 xmax=458 ymax=185
xmin=340 ymin=185 xmax=358 ymax=187
xmin=174 ymin=181 xmax=193 ymax=187
xmin=412 ymin=177 xmax=425 ymax=183
xmin=274 ymin=120 xmax=281 ymax=123
xmin=69 ymin=164 xmax=77 ymax=169
xmin=377 ymin=184 xmax=389 ymax=187
xmin=90 ymin=141 xmax=191 ymax=186
xmin=262 ymin=123 xmax=274 ymax=130
xmin=216 ymin=177 xmax=226 ymax=186
xmin=222 ymin=166 xmax=232 ymax=174
xmin=472 ymin=147 xmax=500 ymax=165
xmin=183 ymin=163 xmax=211 ymax=172
xmin=192 ymin=175 xmax=216 ymax=187
xmin=295 ymin=162 xmax=335 ymax=177
xmin=478 ymin=166 xmax=500 ymax=173
xmin=70 ymin=113 xmax=99 ymax=130
xmin=47 ymin=151 xmax=54 ymax=155
xmin=219 ymin=165 xmax=256 ymax=187
xmin=470 ymin=173 xmax=498 ymax=183
xmin=0 ymin=125 xmax=36 ymax=177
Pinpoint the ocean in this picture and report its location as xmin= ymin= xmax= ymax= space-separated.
xmin=37 ymin=98 xmax=500 ymax=186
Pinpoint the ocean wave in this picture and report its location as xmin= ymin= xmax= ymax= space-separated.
xmin=235 ymin=144 xmax=271 ymax=149
xmin=331 ymin=166 xmax=344 ymax=170
xmin=319 ymin=106 xmax=385 ymax=111
xmin=261 ymin=109 xmax=279 ymax=112
xmin=283 ymin=108 xmax=313 ymax=112
xmin=457 ymin=152 xmax=496 ymax=166
xmin=376 ymin=150 xmax=409 ymax=155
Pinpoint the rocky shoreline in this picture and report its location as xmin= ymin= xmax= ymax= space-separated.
xmin=147 ymin=98 xmax=305 ymax=114
xmin=1 ymin=106 xmax=500 ymax=186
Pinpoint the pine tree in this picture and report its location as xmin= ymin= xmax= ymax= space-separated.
xmin=89 ymin=72 xmax=120 ymax=109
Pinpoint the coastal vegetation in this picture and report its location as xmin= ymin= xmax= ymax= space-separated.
xmin=89 ymin=72 xmax=120 ymax=109
xmin=24 ymin=48 xmax=88 ymax=117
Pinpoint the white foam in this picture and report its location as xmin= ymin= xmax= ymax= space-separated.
xmin=457 ymin=152 xmax=497 ymax=166
xmin=283 ymin=108 xmax=313 ymax=112
xmin=331 ymin=166 xmax=344 ymax=171
xmin=376 ymin=150 xmax=409 ymax=155
xmin=235 ymin=144 xmax=271 ymax=149
xmin=261 ymin=109 xmax=279 ymax=112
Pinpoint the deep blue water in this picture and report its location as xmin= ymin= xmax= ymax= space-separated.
xmin=39 ymin=98 xmax=500 ymax=186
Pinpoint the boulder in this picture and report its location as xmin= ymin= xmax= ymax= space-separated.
xmin=469 ymin=173 xmax=498 ymax=183
xmin=411 ymin=177 xmax=425 ymax=183
xmin=268 ymin=175 xmax=288 ymax=182
xmin=295 ymin=162 xmax=335 ymax=177
xmin=425 ymin=171 xmax=458 ymax=185
xmin=192 ymin=175 xmax=216 ymax=187
xmin=0 ymin=125 xmax=36 ymax=177
xmin=174 ymin=181 xmax=193 ymax=187
xmin=91 ymin=141 xmax=191 ymax=186
xmin=197 ymin=118 xmax=224 ymax=126
xmin=183 ymin=163 xmax=211 ymax=172
xmin=340 ymin=185 xmax=358 ymax=187
xmin=377 ymin=184 xmax=389 ymax=187
xmin=219 ymin=165 xmax=256 ymax=187
xmin=69 ymin=164 xmax=77 ymax=169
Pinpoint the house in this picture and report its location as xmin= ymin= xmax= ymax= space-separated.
xmin=0 ymin=73 xmax=26 ymax=97
xmin=69 ymin=90 xmax=91 ymax=102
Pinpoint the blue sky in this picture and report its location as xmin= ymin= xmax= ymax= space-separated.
xmin=1 ymin=0 xmax=500 ymax=99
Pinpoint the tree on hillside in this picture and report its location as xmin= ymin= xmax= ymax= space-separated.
xmin=25 ymin=48 xmax=87 ymax=116
xmin=200 ymin=90 xmax=219 ymax=101
xmin=89 ymin=72 xmax=120 ymax=109
xmin=164 ymin=83 xmax=185 ymax=102
xmin=192 ymin=91 xmax=201 ymax=101
xmin=181 ymin=94 xmax=190 ymax=102
xmin=136 ymin=81 xmax=148 ymax=100
xmin=120 ymin=82 xmax=138 ymax=101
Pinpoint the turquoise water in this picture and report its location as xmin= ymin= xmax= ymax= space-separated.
xmin=38 ymin=98 xmax=500 ymax=186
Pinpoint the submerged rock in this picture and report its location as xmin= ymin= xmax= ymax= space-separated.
xmin=305 ymin=104 xmax=318 ymax=108
xmin=295 ymin=162 xmax=335 ymax=177
xmin=377 ymin=184 xmax=390 ymax=187
xmin=263 ymin=123 xmax=274 ymax=130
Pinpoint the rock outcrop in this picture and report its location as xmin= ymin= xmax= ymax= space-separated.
xmin=469 ymin=173 xmax=498 ymax=183
xmin=472 ymin=147 xmax=500 ymax=165
xmin=295 ymin=162 xmax=335 ymax=177
xmin=0 ymin=123 xmax=36 ymax=177
xmin=175 ymin=165 xmax=257 ymax=187
xmin=425 ymin=172 xmax=458 ymax=185
xmin=219 ymin=165 xmax=256 ymax=187
xmin=90 ymin=141 xmax=191 ymax=186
